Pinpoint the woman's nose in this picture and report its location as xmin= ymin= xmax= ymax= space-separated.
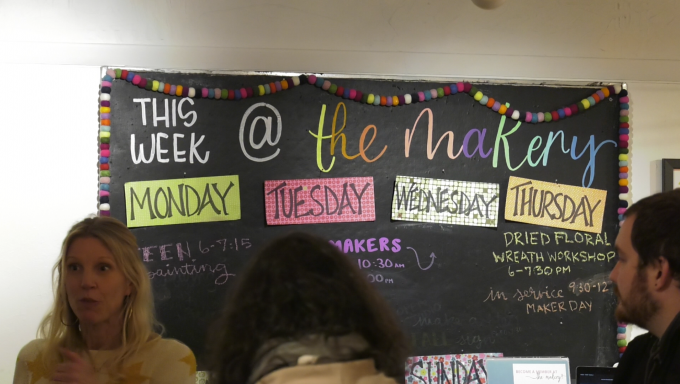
xmin=80 ymin=270 xmax=97 ymax=288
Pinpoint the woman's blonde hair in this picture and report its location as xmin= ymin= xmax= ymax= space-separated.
xmin=38 ymin=216 xmax=161 ymax=373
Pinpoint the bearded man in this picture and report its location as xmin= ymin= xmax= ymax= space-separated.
xmin=611 ymin=189 xmax=680 ymax=384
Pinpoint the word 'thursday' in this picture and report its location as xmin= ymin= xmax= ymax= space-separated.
xmin=504 ymin=176 xmax=607 ymax=233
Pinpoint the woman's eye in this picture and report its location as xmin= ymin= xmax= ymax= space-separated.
xmin=67 ymin=264 xmax=79 ymax=271
xmin=100 ymin=264 xmax=111 ymax=272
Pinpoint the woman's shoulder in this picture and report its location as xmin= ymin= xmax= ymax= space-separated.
xmin=134 ymin=337 xmax=197 ymax=382
xmin=17 ymin=339 xmax=47 ymax=362
xmin=144 ymin=336 xmax=194 ymax=356
xmin=139 ymin=336 xmax=196 ymax=368
xmin=15 ymin=340 xmax=49 ymax=384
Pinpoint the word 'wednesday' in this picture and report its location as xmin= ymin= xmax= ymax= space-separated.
xmin=264 ymin=177 xmax=376 ymax=225
xmin=125 ymin=175 xmax=240 ymax=228
xmin=391 ymin=176 xmax=500 ymax=228
xmin=504 ymin=176 xmax=606 ymax=234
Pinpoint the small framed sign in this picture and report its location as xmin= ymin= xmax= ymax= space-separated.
xmin=662 ymin=158 xmax=680 ymax=192
xmin=486 ymin=357 xmax=571 ymax=384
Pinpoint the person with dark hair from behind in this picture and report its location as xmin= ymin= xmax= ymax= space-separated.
xmin=611 ymin=189 xmax=680 ymax=384
xmin=209 ymin=232 xmax=409 ymax=384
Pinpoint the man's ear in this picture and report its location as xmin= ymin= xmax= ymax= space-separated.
xmin=653 ymin=257 xmax=674 ymax=291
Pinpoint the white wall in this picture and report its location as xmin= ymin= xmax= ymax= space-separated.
xmin=626 ymin=82 xmax=680 ymax=200
xmin=0 ymin=64 xmax=101 ymax=380
xmin=621 ymin=81 xmax=680 ymax=342
xmin=2 ymin=0 xmax=680 ymax=82
xmin=1 ymin=0 xmax=679 ymax=381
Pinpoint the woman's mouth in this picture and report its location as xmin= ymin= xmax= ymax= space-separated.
xmin=79 ymin=298 xmax=99 ymax=308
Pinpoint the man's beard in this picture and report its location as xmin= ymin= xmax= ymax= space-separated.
xmin=614 ymin=271 xmax=659 ymax=327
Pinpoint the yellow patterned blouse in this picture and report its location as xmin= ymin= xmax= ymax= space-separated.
xmin=14 ymin=337 xmax=197 ymax=384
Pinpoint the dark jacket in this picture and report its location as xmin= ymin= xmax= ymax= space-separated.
xmin=613 ymin=333 xmax=656 ymax=384
xmin=613 ymin=312 xmax=680 ymax=384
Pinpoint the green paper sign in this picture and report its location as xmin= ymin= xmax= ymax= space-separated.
xmin=125 ymin=175 xmax=240 ymax=228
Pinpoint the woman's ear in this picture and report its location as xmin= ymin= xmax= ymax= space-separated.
xmin=125 ymin=281 xmax=134 ymax=297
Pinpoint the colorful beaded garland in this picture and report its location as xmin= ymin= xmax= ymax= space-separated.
xmin=106 ymin=69 xmax=621 ymax=129
xmin=112 ymin=68 xmax=305 ymax=103
xmin=98 ymin=69 xmax=117 ymax=216
xmin=617 ymin=321 xmax=627 ymax=357
xmin=615 ymin=88 xmax=631 ymax=358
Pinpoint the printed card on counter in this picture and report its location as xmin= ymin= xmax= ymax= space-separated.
xmin=391 ymin=176 xmax=500 ymax=227
xmin=512 ymin=364 xmax=568 ymax=384
xmin=405 ymin=353 xmax=502 ymax=384
xmin=505 ymin=176 xmax=607 ymax=233
xmin=264 ymin=177 xmax=375 ymax=225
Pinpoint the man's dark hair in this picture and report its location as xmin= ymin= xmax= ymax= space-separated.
xmin=208 ymin=232 xmax=409 ymax=384
xmin=624 ymin=189 xmax=680 ymax=280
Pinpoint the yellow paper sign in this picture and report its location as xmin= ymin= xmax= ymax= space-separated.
xmin=125 ymin=175 xmax=240 ymax=228
xmin=505 ymin=176 xmax=607 ymax=233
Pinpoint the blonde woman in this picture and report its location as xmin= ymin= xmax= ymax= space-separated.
xmin=14 ymin=216 xmax=196 ymax=384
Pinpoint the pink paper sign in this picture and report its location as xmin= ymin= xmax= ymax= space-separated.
xmin=264 ymin=177 xmax=376 ymax=225
xmin=405 ymin=353 xmax=502 ymax=384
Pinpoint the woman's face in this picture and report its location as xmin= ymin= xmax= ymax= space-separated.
xmin=64 ymin=237 xmax=132 ymax=327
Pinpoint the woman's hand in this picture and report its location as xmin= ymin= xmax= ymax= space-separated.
xmin=51 ymin=348 xmax=97 ymax=384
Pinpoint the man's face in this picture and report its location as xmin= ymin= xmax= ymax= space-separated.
xmin=610 ymin=215 xmax=659 ymax=327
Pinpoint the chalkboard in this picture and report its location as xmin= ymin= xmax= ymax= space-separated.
xmin=104 ymin=70 xmax=621 ymax=376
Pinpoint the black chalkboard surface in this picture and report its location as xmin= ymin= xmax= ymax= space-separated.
xmin=106 ymin=71 xmax=621 ymax=375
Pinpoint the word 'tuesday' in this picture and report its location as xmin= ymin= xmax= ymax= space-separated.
xmin=264 ymin=177 xmax=376 ymax=225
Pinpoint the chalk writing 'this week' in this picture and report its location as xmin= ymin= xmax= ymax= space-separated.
xmin=130 ymin=98 xmax=210 ymax=164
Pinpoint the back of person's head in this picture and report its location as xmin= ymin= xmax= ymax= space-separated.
xmin=624 ymin=188 xmax=680 ymax=281
xmin=209 ymin=232 xmax=408 ymax=384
